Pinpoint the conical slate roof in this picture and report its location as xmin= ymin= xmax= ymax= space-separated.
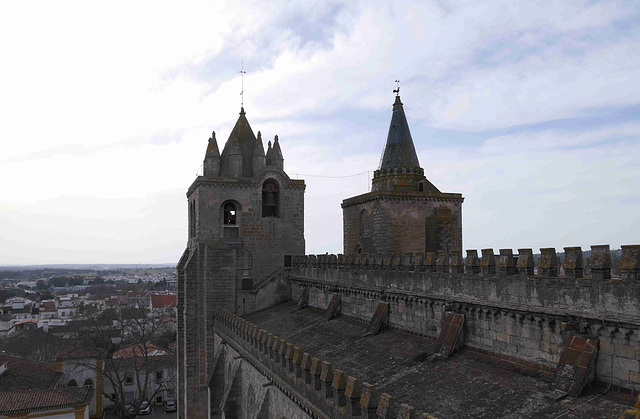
xmin=378 ymin=96 xmax=420 ymax=170
xmin=220 ymin=107 xmax=257 ymax=177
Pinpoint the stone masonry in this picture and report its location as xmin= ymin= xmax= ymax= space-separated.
xmin=289 ymin=245 xmax=640 ymax=395
xmin=177 ymin=107 xmax=305 ymax=418
xmin=179 ymin=96 xmax=640 ymax=418
xmin=342 ymin=96 xmax=463 ymax=256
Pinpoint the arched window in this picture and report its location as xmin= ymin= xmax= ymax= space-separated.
xmin=223 ymin=203 xmax=236 ymax=225
xmin=83 ymin=378 xmax=94 ymax=388
xmin=68 ymin=380 xmax=78 ymax=387
xmin=189 ymin=201 xmax=196 ymax=238
xmin=222 ymin=201 xmax=239 ymax=239
xmin=262 ymin=179 xmax=279 ymax=217
xmin=359 ymin=210 xmax=370 ymax=237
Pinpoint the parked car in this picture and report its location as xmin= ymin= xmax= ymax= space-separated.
xmin=164 ymin=400 xmax=177 ymax=412
xmin=138 ymin=401 xmax=151 ymax=415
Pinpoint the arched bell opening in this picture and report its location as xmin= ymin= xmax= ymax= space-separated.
xmin=262 ymin=179 xmax=279 ymax=217
xmin=222 ymin=200 xmax=241 ymax=239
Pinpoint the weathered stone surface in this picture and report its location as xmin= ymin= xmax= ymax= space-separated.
xmin=551 ymin=334 xmax=599 ymax=397
xmin=517 ymin=248 xmax=534 ymax=276
xmin=497 ymin=249 xmax=517 ymax=276
xmin=435 ymin=312 xmax=465 ymax=357
xmin=590 ymin=244 xmax=612 ymax=280
xmin=539 ymin=247 xmax=558 ymax=278
xmin=465 ymin=249 xmax=480 ymax=275
xmin=241 ymin=302 xmax=634 ymax=418
xmin=621 ymin=245 xmax=640 ymax=281
xmin=563 ymin=246 xmax=584 ymax=279
xmin=480 ymin=249 xmax=496 ymax=276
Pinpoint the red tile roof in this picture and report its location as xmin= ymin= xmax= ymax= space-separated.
xmin=112 ymin=342 xmax=166 ymax=359
xmin=150 ymin=294 xmax=176 ymax=309
xmin=0 ymin=355 xmax=61 ymax=391
xmin=41 ymin=301 xmax=56 ymax=311
xmin=0 ymin=387 xmax=91 ymax=415
xmin=56 ymin=347 xmax=102 ymax=360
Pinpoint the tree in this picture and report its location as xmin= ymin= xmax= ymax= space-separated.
xmin=50 ymin=276 xmax=69 ymax=287
xmin=65 ymin=306 xmax=177 ymax=418
xmin=36 ymin=279 xmax=48 ymax=290
xmin=68 ymin=277 xmax=84 ymax=286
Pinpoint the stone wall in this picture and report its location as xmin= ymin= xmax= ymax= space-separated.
xmin=179 ymin=171 xmax=305 ymax=418
xmin=187 ymin=172 xmax=305 ymax=290
xmin=342 ymin=195 xmax=462 ymax=256
xmin=288 ymin=244 xmax=640 ymax=392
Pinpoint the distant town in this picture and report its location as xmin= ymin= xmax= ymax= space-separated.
xmin=0 ymin=264 xmax=178 ymax=417
xmin=0 ymin=264 xmax=176 ymax=337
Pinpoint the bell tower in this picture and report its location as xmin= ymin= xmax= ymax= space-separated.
xmin=342 ymin=95 xmax=463 ymax=256
xmin=177 ymin=106 xmax=305 ymax=418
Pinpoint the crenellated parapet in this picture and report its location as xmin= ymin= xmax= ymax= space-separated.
xmin=288 ymin=244 xmax=640 ymax=394
xmin=291 ymin=244 xmax=640 ymax=283
xmin=213 ymin=307 xmax=433 ymax=418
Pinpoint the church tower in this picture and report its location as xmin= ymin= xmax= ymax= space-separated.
xmin=342 ymin=95 xmax=463 ymax=256
xmin=177 ymin=107 xmax=305 ymax=418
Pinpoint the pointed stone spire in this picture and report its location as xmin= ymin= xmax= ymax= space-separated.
xmin=253 ymin=131 xmax=266 ymax=175
xmin=219 ymin=107 xmax=257 ymax=177
xmin=378 ymin=95 xmax=420 ymax=170
xmin=227 ymin=136 xmax=243 ymax=178
xmin=270 ymin=135 xmax=284 ymax=170
xmin=253 ymin=131 xmax=265 ymax=156
xmin=266 ymin=140 xmax=273 ymax=165
xmin=203 ymin=131 xmax=220 ymax=177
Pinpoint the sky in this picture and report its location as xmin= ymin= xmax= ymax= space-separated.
xmin=1 ymin=0 xmax=639 ymax=264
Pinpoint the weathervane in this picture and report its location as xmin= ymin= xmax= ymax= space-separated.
xmin=393 ymin=79 xmax=400 ymax=96
xmin=239 ymin=61 xmax=247 ymax=108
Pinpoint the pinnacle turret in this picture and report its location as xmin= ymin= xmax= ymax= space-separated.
xmin=203 ymin=131 xmax=221 ymax=177
xmin=253 ymin=131 xmax=265 ymax=156
xmin=253 ymin=131 xmax=266 ymax=174
xmin=268 ymin=135 xmax=284 ymax=170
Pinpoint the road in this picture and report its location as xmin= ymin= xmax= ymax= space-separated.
xmin=104 ymin=407 xmax=176 ymax=418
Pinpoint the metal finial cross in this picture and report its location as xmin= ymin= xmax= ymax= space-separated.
xmin=393 ymin=79 xmax=400 ymax=96
xmin=239 ymin=61 xmax=247 ymax=108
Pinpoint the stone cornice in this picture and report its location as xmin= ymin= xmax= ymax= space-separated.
xmin=341 ymin=190 xmax=464 ymax=208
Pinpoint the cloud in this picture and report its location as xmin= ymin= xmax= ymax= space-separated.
xmin=0 ymin=0 xmax=638 ymax=263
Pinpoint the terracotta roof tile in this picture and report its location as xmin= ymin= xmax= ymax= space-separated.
xmin=0 ymin=355 xmax=61 ymax=391
xmin=56 ymin=347 xmax=102 ymax=360
xmin=0 ymin=387 xmax=91 ymax=415
xmin=150 ymin=294 xmax=176 ymax=309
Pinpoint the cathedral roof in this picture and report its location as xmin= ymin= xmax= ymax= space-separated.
xmin=220 ymin=107 xmax=258 ymax=177
xmin=378 ymin=96 xmax=421 ymax=170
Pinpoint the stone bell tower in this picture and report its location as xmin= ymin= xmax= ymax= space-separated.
xmin=342 ymin=95 xmax=463 ymax=256
xmin=177 ymin=107 xmax=305 ymax=418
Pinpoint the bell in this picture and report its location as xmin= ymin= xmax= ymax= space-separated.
xmin=264 ymin=192 xmax=276 ymax=207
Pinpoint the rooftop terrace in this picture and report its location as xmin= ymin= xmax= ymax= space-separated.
xmin=242 ymin=301 xmax=635 ymax=418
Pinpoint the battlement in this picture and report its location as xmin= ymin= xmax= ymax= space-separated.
xmin=286 ymin=244 xmax=640 ymax=394
xmin=292 ymin=244 xmax=640 ymax=282
xmin=213 ymin=307 xmax=435 ymax=418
